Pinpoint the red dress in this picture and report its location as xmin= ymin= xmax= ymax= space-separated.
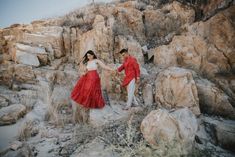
xmin=70 ymin=70 xmax=105 ymax=109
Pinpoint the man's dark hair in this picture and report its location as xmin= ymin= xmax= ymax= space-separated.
xmin=119 ymin=48 xmax=128 ymax=54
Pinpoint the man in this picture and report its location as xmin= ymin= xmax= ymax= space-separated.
xmin=117 ymin=48 xmax=140 ymax=110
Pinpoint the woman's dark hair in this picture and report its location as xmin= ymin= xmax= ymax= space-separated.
xmin=119 ymin=48 xmax=128 ymax=54
xmin=82 ymin=50 xmax=97 ymax=64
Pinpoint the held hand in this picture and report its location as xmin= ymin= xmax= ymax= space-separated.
xmin=136 ymin=77 xmax=140 ymax=84
xmin=111 ymin=69 xmax=117 ymax=75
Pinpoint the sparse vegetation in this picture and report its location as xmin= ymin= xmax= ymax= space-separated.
xmin=18 ymin=120 xmax=39 ymax=141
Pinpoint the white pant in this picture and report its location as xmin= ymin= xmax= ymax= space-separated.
xmin=126 ymin=79 xmax=138 ymax=107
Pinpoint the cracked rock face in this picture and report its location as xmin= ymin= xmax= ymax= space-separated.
xmin=155 ymin=67 xmax=200 ymax=115
xmin=0 ymin=104 xmax=26 ymax=125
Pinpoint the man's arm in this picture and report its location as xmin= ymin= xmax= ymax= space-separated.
xmin=133 ymin=59 xmax=140 ymax=78
xmin=117 ymin=64 xmax=125 ymax=72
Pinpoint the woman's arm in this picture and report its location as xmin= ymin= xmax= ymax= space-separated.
xmin=96 ymin=59 xmax=114 ymax=71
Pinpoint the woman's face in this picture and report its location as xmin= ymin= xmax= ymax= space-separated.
xmin=87 ymin=53 xmax=94 ymax=60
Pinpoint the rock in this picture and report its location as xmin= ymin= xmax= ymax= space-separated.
xmin=21 ymin=26 xmax=65 ymax=59
xmin=153 ymin=45 xmax=177 ymax=68
xmin=141 ymin=108 xmax=198 ymax=153
xmin=0 ymin=96 xmax=9 ymax=108
xmin=51 ymin=85 xmax=71 ymax=108
xmin=0 ymin=64 xmax=14 ymax=87
xmin=15 ymin=43 xmax=47 ymax=54
xmin=0 ymin=104 xmax=26 ymax=125
xmin=62 ymin=27 xmax=71 ymax=55
xmin=202 ymin=116 xmax=235 ymax=152
xmin=75 ymin=15 xmax=114 ymax=63
xmin=200 ymin=0 xmax=233 ymax=19
xmin=15 ymin=50 xmax=40 ymax=66
xmin=113 ymin=6 xmax=146 ymax=44
xmin=142 ymin=83 xmax=153 ymax=106
xmin=171 ymin=108 xmax=198 ymax=146
xmin=195 ymin=78 xmax=235 ymax=119
xmin=17 ymin=89 xmax=38 ymax=110
xmin=89 ymin=102 xmax=142 ymax=127
xmin=15 ymin=43 xmax=48 ymax=65
xmin=114 ymin=35 xmax=143 ymax=64
xmin=14 ymin=64 xmax=36 ymax=83
xmin=10 ymin=141 xmax=23 ymax=151
xmin=153 ymin=6 xmax=235 ymax=78
xmin=141 ymin=109 xmax=179 ymax=146
xmin=155 ymin=67 xmax=200 ymax=115
xmin=144 ymin=1 xmax=194 ymax=40
xmin=71 ymin=138 xmax=120 ymax=157
xmin=206 ymin=6 xmax=235 ymax=71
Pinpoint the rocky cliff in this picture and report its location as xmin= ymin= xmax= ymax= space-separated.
xmin=0 ymin=0 xmax=235 ymax=156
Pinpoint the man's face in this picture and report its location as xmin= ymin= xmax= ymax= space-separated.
xmin=121 ymin=52 xmax=128 ymax=58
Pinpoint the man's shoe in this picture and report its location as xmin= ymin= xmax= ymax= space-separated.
xmin=122 ymin=106 xmax=131 ymax=110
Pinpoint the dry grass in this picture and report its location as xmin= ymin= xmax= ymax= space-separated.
xmin=99 ymin=115 xmax=206 ymax=157
xmin=18 ymin=120 xmax=39 ymax=141
xmin=44 ymin=104 xmax=66 ymax=127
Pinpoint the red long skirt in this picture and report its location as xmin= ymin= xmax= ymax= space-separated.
xmin=71 ymin=70 xmax=105 ymax=108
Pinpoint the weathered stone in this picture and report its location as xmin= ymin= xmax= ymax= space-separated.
xmin=203 ymin=116 xmax=235 ymax=152
xmin=75 ymin=15 xmax=114 ymax=64
xmin=71 ymin=138 xmax=120 ymax=157
xmin=195 ymin=78 xmax=235 ymax=119
xmin=51 ymin=85 xmax=71 ymax=108
xmin=141 ymin=109 xmax=179 ymax=146
xmin=21 ymin=26 xmax=65 ymax=59
xmin=153 ymin=45 xmax=177 ymax=68
xmin=0 ymin=64 xmax=14 ymax=87
xmin=144 ymin=1 xmax=194 ymax=39
xmin=0 ymin=96 xmax=9 ymax=108
xmin=114 ymin=35 xmax=143 ymax=64
xmin=14 ymin=64 xmax=35 ymax=83
xmin=10 ymin=141 xmax=23 ymax=151
xmin=142 ymin=83 xmax=153 ymax=106
xmin=141 ymin=108 xmax=198 ymax=152
xmin=15 ymin=50 xmax=40 ymax=66
xmin=0 ymin=104 xmax=26 ymax=125
xmin=15 ymin=43 xmax=47 ymax=54
xmin=113 ymin=6 xmax=146 ymax=44
xmin=155 ymin=67 xmax=200 ymax=115
xmin=89 ymin=102 xmax=142 ymax=127
xmin=153 ymin=6 xmax=235 ymax=77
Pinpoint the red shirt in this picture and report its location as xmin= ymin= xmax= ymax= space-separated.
xmin=117 ymin=55 xmax=140 ymax=87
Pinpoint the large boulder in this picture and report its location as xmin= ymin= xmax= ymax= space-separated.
xmin=195 ymin=78 xmax=235 ymax=119
xmin=21 ymin=26 xmax=65 ymax=59
xmin=141 ymin=108 xmax=198 ymax=152
xmin=0 ymin=104 xmax=26 ymax=125
xmin=202 ymin=116 xmax=235 ymax=152
xmin=155 ymin=67 xmax=200 ymax=115
xmin=74 ymin=15 xmax=114 ymax=64
xmin=15 ymin=43 xmax=48 ymax=65
xmin=153 ymin=5 xmax=235 ymax=78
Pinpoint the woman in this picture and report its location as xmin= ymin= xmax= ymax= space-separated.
xmin=71 ymin=50 xmax=114 ymax=110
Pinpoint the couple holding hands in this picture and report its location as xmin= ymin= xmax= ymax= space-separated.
xmin=71 ymin=48 xmax=140 ymax=111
